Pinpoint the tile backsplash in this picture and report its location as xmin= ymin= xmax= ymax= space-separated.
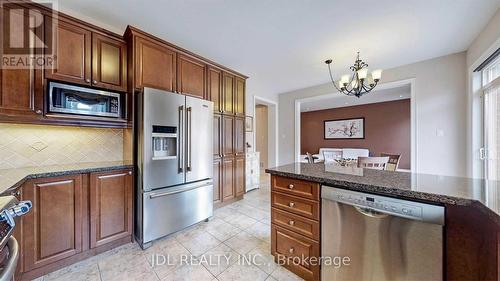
xmin=0 ymin=124 xmax=126 ymax=169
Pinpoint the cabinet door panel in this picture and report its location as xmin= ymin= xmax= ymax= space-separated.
xmin=235 ymin=157 xmax=245 ymax=196
xmin=92 ymin=33 xmax=127 ymax=91
xmin=23 ymin=175 xmax=83 ymax=271
xmin=213 ymin=114 xmax=222 ymax=158
xmin=235 ymin=117 xmax=245 ymax=156
xmin=213 ymin=158 xmax=222 ymax=203
xmin=135 ymin=37 xmax=176 ymax=92
xmin=177 ymin=54 xmax=206 ymax=98
xmin=0 ymin=7 xmax=43 ymax=118
xmin=222 ymin=158 xmax=234 ymax=201
xmin=90 ymin=170 xmax=132 ymax=248
xmin=208 ymin=66 xmax=222 ymax=113
xmin=45 ymin=20 xmax=92 ymax=85
xmin=222 ymin=73 xmax=234 ymax=114
xmin=222 ymin=116 xmax=234 ymax=157
xmin=235 ymin=77 xmax=245 ymax=116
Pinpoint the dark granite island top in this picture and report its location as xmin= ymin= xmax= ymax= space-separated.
xmin=0 ymin=161 xmax=133 ymax=195
xmin=266 ymin=163 xmax=500 ymax=225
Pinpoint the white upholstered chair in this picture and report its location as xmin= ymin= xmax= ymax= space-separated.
xmin=357 ymin=156 xmax=390 ymax=170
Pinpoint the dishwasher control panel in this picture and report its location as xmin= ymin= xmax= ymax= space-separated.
xmin=322 ymin=185 xmax=445 ymax=225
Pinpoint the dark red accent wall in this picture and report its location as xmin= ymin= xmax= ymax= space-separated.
xmin=301 ymin=99 xmax=411 ymax=169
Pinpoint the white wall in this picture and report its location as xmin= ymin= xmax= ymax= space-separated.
xmin=278 ymin=52 xmax=467 ymax=177
xmin=466 ymin=8 xmax=500 ymax=68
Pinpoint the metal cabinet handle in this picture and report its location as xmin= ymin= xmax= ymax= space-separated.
xmin=178 ymin=105 xmax=184 ymax=173
xmin=85 ymin=78 xmax=90 ymax=83
xmin=186 ymin=107 xmax=192 ymax=172
xmin=128 ymin=171 xmax=132 ymax=175
xmin=288 ymin=202 xmax=295 ymax=208
xmin=288 ymin=184 xmax=294 ymax=189
xmin=289 ymin=247 xmax=294 ymax=254
xmin=35 ymin=109 xmax=42 ymax=115
xmin=288 ymin=220 xmax=295 ymax=226
xmin=93 ymin=80 xmax=98 ymax=84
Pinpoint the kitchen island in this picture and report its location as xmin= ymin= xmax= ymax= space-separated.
xmin=266 ymin=163 xmax=499 ymax=281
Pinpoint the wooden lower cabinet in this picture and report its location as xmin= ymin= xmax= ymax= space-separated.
xmin=89 ymin=170 xmax=133 ymax=248
xmin=15 ymin=169 xmax=133 ymax=280
xmin=222 ymin=157 xmax=235 ymax=201
xmin=22 ymin=174 xmax=84 ymax=271
xmin=270 ymin=175 xmax=320 ymax=281
xmin=235 ymin=157 xmax=245 ymax=196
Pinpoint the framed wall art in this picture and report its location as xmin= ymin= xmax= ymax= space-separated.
xmin=324 ymin=117 xmax=365 ymax=139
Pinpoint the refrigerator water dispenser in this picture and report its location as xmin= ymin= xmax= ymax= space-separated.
xmin=152 ymin=125 xmax=177 ymax=160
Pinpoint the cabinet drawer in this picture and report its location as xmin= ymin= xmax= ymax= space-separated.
xmin=272 ymin=207 xmax=319 ymax=240
xmin=271 ymin=224 xmax=319 ymax=281
xmin=271 ymin=176 xmax=319 ymax=200
xmin=271 ymin=192 xmax=319 ymax=220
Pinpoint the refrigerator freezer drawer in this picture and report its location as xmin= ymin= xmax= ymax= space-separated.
xmin=142 ymin=180 xmax=213 ymax=245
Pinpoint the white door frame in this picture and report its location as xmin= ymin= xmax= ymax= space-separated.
xmin=467 ymin=38 xmax=500 ymax=179
xmin=253 ymin=95 xmax=279 ymax=168
xmin=294 ymin=78 xmax=417 ymax=173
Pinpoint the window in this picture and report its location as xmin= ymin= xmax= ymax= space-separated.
xmin=482 ymin=55 xmax=500 ymax=86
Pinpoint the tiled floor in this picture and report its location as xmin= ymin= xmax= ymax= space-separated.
xmin=35 ymin=178 xmax=303 ymax=281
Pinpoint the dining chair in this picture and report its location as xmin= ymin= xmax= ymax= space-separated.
xmin=323 ymin=151 xmax=342 ymax=163
xmin=306 ymin=152 xmax=314 ymax=164
xmin=380 ymin=153 xmax=401 ymax=171
xmin=357 ymin=156 xmax=390 ymax=170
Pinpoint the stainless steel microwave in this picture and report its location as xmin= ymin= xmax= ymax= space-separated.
xmin=48 ymin=82 xmax=122 ymax=118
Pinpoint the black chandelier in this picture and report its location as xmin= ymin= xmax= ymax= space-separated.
xmin=325 ymin=52 xmax=382 ymax=98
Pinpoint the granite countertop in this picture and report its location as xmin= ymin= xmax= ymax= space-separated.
xmin=266 ymin=163 xmax=500 ymax=224
xmin=0 ymin=161 xmax=133 ymax=195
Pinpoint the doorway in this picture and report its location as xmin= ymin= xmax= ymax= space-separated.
xmin=254 ymin=96 xmax=278 ymax=183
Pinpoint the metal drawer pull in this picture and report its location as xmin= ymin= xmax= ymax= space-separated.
xmin=288 ymin=184 xmax=294 ymax=189
xmin=288 ymin=220 xmax=295 ymax=226
xmin=289 ymin=247 xmax=295 ymax=254
xmin=289 ymin=202 xmax=295 ymax=208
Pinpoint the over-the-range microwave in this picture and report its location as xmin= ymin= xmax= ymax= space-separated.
xmin=48 ymin=81 xmax=123 ymax=119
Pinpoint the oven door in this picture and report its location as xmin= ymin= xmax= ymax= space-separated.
xmin=49 ymin=82 xmax=122 ymax=118
xmin=0 ymin=237 xmax=19 ymax=281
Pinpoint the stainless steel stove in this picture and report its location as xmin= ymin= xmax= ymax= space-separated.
xmin=0 ymin=196 xmax=32 ymax=281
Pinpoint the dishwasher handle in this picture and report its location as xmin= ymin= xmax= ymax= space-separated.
xmin=354 ymin=206 xmax=389 ymax=219
xmin=0 ymin=237 xmax=19 ymax=281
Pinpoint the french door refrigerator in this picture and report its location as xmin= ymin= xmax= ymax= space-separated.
xmin=135 ymin=87 xmax=213 ymax=249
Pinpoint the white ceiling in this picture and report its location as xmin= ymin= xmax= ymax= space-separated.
xmin=300 ymin=84 xmax=411 ymax=112
xmin=57 ymin=0 xmax=500 ymax=99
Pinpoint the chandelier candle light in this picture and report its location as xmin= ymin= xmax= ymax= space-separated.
xmin=325 ymin=52 xmax=382 ymax=98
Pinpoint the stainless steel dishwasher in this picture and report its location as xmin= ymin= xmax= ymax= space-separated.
xmin=321 ymin=185 xmax=445 ymax=281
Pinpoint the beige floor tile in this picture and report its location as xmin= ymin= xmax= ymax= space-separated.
xmin=224 ymin=212 xmax=258 ymax=230
xmin=98 ymin=244 xmax=150 ymax=274
xmin=147 ymin=240 xmax=192 ymax=279
xmin=44 ymin=263 xmax=100 ymax=281
xmin=270 ymin=266 xmax=304 ymax=281
xmin=100 ymin=262 xmax=158 ymax=281
xmin=259 ymin=217 xmax=271 ymax=225
xmin=161 ymin=263 xmax=214 ymax=281
xmin=224 ymin=231 xmax=262 ymax=255
xmin=202 ymin=218 xmax=242 ymax=241
xmin=200 ymin=243 xmax=239 ymax=277
xmin=176 ymin=230 xmax=221 ymax=256
xmin=247 ymin=242 xmax=277 ymax=275
xmin=265 ymin=277 xmax=277 ymax=281
xmin=236 ymin=204 xmax=270 ymax=221
xmin=246 ymin=221 xmax=271 ymax=243
xmin=217 ymin=263 xmax=269 ymax=281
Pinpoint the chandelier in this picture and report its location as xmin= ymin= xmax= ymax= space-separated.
xmin=325 ymin=52 xmax=382 ymax=98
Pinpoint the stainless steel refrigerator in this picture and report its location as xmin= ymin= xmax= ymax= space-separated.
xmin=135 ymin=87 xmax=213 ymax=249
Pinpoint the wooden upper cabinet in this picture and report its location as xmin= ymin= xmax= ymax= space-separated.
xmin=235 ymin=77 xmax=245 ymax=116
xmin=177 ymin=54 xmax=206 ymax=98
xmin=222 ymin=116 xmax=234 ymax=157
xmin=235 ymin=157 xmax=245 ymax=196
xmin=208 ymin=66 xmax=223 ymax=113
xmin=234 ymin=117 xmax=245 ymax=156
xmin=22 ymin=174 xmax=83 ymax=271
xmin=90 ymin=170 xmax=133 ymax=248
xmin=0 ymin=7 xmax=43 ymax=118
xmin=92 ymin=33 xmax=127 ymax=91
xmin=222 ymin=73 xmax=234 ymax=114
xmin=135 ymin=37 xmax=176 ymax=92
xmin=45 ymin=19 xmax=92 ymax=85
